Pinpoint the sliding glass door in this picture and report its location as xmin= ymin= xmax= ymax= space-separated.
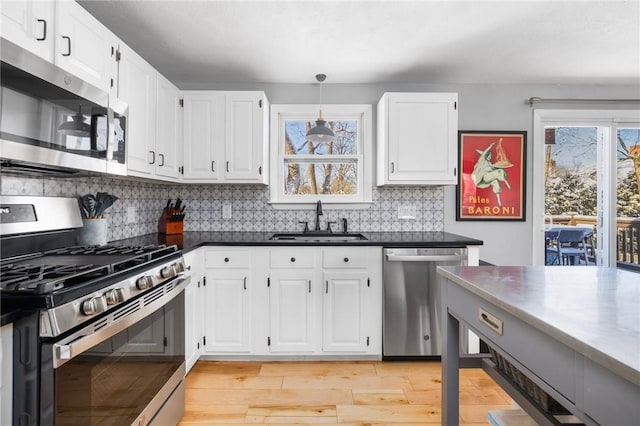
xmin=533 ymin=110 xmax=640 ymax=269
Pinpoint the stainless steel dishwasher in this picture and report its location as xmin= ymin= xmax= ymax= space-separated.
xmin=383 ymin=247 xmax=467 ymax=358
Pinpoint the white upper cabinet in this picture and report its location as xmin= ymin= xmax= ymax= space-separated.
xmin=116 ymin=42 xmax=157 ymax=177
xmin=1 ymin=0 xmax=54 ymax=62
xmin=183 ymin=91 xmax=268 ymax=184
xmin=54 ymin=0 xmax=114 ymax=92
xmin=377 ymin=92 xmax=458 ymax=185
xmin=155 ymin=73 xmax=182 ymax=180
xmin=2 ymin=0 xmax=114 ymax=92
xmin=225 ymin=92 xmax=268 ymax=181
xmin=183 ymin=92 xmax=224 ymax=181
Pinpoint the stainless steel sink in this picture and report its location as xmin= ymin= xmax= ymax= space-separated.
xmin=269 ymin=233 xmax=368 ymax=242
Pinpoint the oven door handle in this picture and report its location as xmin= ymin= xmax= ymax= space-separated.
xmin=52 ymin=274 xmax=190 ymax=368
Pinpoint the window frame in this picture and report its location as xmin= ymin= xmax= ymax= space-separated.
xmin=269 ymin=104 xmax=373 ymax=206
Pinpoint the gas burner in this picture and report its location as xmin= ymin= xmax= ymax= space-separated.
xmin=0 ymin=263 xmax=110 ymax=294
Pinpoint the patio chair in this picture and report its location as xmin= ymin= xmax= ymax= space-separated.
xmin=555 ymin=229 xmax=590 ymax=265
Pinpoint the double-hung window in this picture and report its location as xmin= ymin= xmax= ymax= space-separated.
xmin=270 ymin=104 xmax=372 ymax=205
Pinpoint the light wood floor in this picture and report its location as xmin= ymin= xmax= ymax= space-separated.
xmin=179 ymin=360 xmax=512 ymax=425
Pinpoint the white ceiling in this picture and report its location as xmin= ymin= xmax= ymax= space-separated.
xmin=79 ymin=0 xmax=640 ymax=88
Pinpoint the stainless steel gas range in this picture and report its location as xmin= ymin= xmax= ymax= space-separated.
xmin=0 ymin=196 xmax=189 ymax=426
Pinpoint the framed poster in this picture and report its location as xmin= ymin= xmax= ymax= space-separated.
xmin=456 ymin=131 xmax=526 ymax=221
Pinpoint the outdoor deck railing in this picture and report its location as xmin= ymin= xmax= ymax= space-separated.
xmin=546 ymin=214 xmax=640 ymax=272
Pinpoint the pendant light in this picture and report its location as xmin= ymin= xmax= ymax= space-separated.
xmin=305 ymin=73 xmax=335 ymax=142
xmin=58 ymin=105 xmax=91 ymax=137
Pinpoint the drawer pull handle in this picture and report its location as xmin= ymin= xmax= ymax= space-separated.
xmin=290 ymin=257 xmax=295 ymax=263
xmin=344 ymin=257 xmax=349 ymax=262
xmin=224 ymin=257 xmax=229 ymax=263
xmin=479 ymin=308 xmax=503 ymax=335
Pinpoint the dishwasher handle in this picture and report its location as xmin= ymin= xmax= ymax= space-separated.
xmin=385 ymin=253 xmax=466 ymax=262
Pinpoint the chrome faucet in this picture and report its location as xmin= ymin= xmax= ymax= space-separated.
xmin=314 ymin=200 xmax=323 ymax=231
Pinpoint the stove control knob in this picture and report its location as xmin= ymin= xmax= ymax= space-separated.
xmin=81 ymin=297 xmax=104 ymax=316
xmin=104 ymin=288 xmax=125 ymax=305
xmin=173 ymin=262 xmax=186 ymax=274
xmin=160 ymin=265 xmax=175 ymax=279
xmin=136 ymin=275 xmax=154 ymax=290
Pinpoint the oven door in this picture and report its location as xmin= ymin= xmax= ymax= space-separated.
xmin=40 ymin=276 xmax=188 ymax=426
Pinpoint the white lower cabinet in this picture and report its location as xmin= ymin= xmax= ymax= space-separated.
xmin=193 ymin=245 xmax=382 ymax=359
xmin=202 ymin=248 xmax=252 ymax=354
xmin=322 ymin=271 xmax=369 ymax=353
xmin=268 ymin=270 xmax=316 ymax=353
xmin=1 ymin=323 xmax=12 ymax=425
xmin=184 ymin=249 xmax=203 ymax=373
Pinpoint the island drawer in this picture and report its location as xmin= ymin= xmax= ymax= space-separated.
xmin=447 ymin=283 xmax=576 ymax=403
xmin=270 ymin=248 xmax=316 ymax=269
xmin=205 ymin=248 xmax=252 ymax=268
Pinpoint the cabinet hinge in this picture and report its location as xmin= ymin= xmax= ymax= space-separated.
xmin=203 ymin=336 xmax=206 ymax=346
xmin=267 ymin=277 xmax=270 ymax=287
xmin=115 ymin=49 xmax=121 ymax=62
xmin=258 ymin=99 xmax=262 ymax=108
xmin=367 ymin=336 xmax=370 ymax=346
xmin=163 ymin=336 xmax=168 ymax=347
xmin=367 ymin=278 xmax=370 ymax=287
xmin=179 ymin=98 xmax=184 ymax=107
xmin=454 ymin=101 xmax=457 ymax=110
xmin=267 ymin=336 xmax=271 ymax=346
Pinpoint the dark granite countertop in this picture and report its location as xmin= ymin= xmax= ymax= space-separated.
xmin=112 ymin=231 xmax=483 ymax=253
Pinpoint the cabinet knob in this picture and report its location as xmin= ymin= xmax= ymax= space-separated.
xmin=290 ymin=257 xmax=296 ymax=263
xmin=344 ymin=257 xmax=349 ymax=262
xmin=224 ymin=257 xmax=229 ymax=263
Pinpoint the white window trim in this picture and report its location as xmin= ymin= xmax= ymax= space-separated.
xmin=531 ymin=108 xmax=640 ymax=266
xmin=269 ymin=104 xmax=373 ymax=207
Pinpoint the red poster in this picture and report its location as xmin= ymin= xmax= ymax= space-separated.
xmin=457 ymin=131 xmax=526 ymax=221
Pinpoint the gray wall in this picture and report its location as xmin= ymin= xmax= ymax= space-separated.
xmin=189 ymin=82 xmax=637 ymax=265
xmin=3 ymin=82 xmax=636 ymax=264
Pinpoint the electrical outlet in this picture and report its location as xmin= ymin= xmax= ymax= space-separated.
xmin=222 ymin=204 xmax=232 ymax=219
xmin=127 ymin=206 xmax=136 ymax=224
xmin=398 ymin=205 xmax=416 ymax=220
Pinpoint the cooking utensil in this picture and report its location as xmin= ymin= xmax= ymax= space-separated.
xmin=174 ymin=198 xmax=182 ymax=210
xmin=79 ymin=194 xmax=96 ymax=219
xmin=94 ymin=192 xmax=118 ymax=217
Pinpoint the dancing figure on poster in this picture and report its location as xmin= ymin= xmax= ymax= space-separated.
xmin=471 ymin=138 xmax=513 ymax=207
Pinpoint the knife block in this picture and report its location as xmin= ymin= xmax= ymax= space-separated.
xmin=158 ymin=209 xmax=184 ymax=235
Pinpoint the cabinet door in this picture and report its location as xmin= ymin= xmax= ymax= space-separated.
xmin=224 ymin=92 xmax=266 ymax=182
xmin=1 ymin=0 xmax=53 ymax=62
xmin=203 ymin=270 xmax=252 ymax=353
xmin=183 ymin=92 xmax=223 ymax=181
xmin=118 ymin=43 xmax=157 ymax=176
xmin=380 ymin=92 xmax=458 ymax=185
xmin=55 ymin=0 xmax=113 ymax=91
xmin=185 ymin=274 xmax=203 ymax=372
xmin=155 ymin=74 xmax=182 ymax=180
xmin=1 ymin=323 xmax=12 ymax=426
xmin=184 ymin=249 xmax=203 ymax=371
xmin=323 ymin=271 xmax=369 ymax=352
xmin=269 ymin=271 xmax=316 ymax=353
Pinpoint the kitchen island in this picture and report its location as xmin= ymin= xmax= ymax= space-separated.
xmin=437 ymin=266 xmax=640 ymax=426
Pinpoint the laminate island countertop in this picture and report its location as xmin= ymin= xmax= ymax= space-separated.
xmin=437 ymin=265 xmax=640 ymax=425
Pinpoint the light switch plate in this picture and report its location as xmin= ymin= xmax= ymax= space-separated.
xmin=398 ymin=205 xmax=416 ymax=220
xmin=222 ymin=204 xmax=232 ymax=219
xmin=127 ymin=206 xmax=136 ymax=224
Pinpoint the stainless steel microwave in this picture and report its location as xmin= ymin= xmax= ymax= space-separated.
xmin=0 ymin=39 xmax=127 ymax=176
